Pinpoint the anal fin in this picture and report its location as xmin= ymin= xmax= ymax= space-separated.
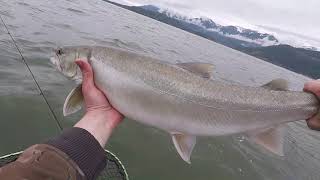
xmin=248 ymin=126 xmax=285 ymax=156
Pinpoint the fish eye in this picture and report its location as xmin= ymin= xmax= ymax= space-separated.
xmin=56 ymin=49 xmax=63 ymax=55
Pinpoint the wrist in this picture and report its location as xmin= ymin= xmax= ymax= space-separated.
xmin=74 ymin=109 xmax=122 ymax=147
xmin=84 ymin=110 xmax=122 ymax=130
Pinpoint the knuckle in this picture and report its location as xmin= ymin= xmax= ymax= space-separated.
xmin=304 ymin=82 xmax=313 ymax=90
xmin=82 ymin=82 xmax=93 ymax=90
xmin=82 ymin=70 xmax=91 ymax=77
xmin=307 ymin=119 xmax=320 ymax=131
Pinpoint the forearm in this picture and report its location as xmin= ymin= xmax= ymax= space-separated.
xmin=0 ymin=127 xmax=107 ymax=180
xmin=47 ymin=127 xmax=107 ymax=179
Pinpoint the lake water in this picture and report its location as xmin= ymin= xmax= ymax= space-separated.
xmin=1 ymin=0 xmax=320 ymax=179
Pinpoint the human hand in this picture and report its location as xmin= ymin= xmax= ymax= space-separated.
xmin=74 ymin=59 xmax=124 ymax=147
xmin=304 ymin=80 xmax=320 ymax=131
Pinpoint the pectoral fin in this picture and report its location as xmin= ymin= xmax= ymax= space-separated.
xmin=63 ymin=84 xmax=83 ymax=116
xmin=171 ymin=133 xmax=197 ymax=164
xmin=261 ymin=78 xmax=288 ymax=91
xmin=176 ymin=62 xmax=214 ymax=79
xmin=248 ymin=126 xmax=285 ymax=156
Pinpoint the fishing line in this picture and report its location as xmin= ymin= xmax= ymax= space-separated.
xmin=0 ymin=15 xmax=63 ymax=131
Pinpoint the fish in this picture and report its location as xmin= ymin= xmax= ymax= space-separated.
xmin=50 ymin=46 xmax=320 ymax=163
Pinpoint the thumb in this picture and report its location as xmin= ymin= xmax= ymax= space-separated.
xmin=75 ymin=59 xmax=94 ymax=88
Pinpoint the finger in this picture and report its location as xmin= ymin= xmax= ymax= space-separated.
xmin=307 ymin=115 xmax=320 ymax=131
xmin=75 ymin=60 xmax=94 ymax=88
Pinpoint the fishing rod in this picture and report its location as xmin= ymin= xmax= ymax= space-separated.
xmin=0 ymin=15 xmax=63 ymax=131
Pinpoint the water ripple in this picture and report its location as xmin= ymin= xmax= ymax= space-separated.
xmin=66 ymin=8 xmax=86 ymax=15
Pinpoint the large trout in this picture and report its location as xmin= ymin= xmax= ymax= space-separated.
xmin=50 ymin=46 xmax=319 ymax=163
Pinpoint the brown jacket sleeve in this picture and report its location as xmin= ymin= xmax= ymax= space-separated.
xmin=0 ymin=127 xmax=107 ymax=180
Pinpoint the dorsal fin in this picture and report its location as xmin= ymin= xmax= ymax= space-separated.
xmin=176 ymin=62 xmax=214 ymax=79
xmin=261 ymin=78 xmax=288 ymax=91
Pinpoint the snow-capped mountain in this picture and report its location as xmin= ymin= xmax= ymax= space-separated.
xmin=141 ymin=5 xmax=279 ymax=47
xmin=104 ymin=0 xmax=320 ymax=79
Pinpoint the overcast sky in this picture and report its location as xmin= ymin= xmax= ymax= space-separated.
xmin=116 ymin=0 xmax=320 ymax=49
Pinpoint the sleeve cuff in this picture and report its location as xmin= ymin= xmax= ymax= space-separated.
xmin=46 ymin=127 xmax=107 ymax=180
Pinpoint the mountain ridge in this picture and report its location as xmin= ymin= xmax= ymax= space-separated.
xmin=142 ymin=5 xmax=279 ymax=47
xmin=104 ymin=0 xmax=320 ymax=79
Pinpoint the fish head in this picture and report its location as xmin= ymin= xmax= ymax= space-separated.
xmin=50 ymin=46 xmax=91 ymax=82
